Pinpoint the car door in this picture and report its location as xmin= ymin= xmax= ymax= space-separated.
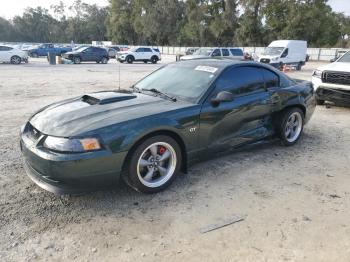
xmin=134 ymin=48 xmax=145 ymax=60
xmin=81 ymin=47 xmax=94 ymax=61
xmin=199 ymin=66 xmax=272 ymax=152
xmin=143 ymin=48 xmax=153 ymax=59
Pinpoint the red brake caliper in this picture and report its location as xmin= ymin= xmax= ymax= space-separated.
xmin=158 ymin=146 xmax=166 ymax=155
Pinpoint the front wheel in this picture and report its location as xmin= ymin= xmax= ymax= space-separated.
xmin=73 ymin=56 xmax=81 ymax=64
xmin=126 ymin=56 xmax=134 ymax=64
xmin=123 ymin=135 xmax=182 ymax=193
xmin=277 ymin=108 xmax=304 ymax=146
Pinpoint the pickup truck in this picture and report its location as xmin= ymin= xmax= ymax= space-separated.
xmin=27 ymin=43 xmax=72 ymax=58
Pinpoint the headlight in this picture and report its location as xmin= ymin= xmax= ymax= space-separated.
xmin=312 ymin=70 xmax=322 ymax=78
xmin=43 ymin=136 xmax=102 ymax=152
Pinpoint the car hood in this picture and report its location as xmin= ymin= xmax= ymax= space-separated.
xmin=317 ymin=62 xmax=350 ymax=72
xmin=180 ymin=55 xmax=209 ymax=60
xmin=29 ymin=91 xmax=194 ymax=137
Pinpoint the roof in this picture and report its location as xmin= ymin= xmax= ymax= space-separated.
xmin=172 ymin=58 xmax=262 ymax=70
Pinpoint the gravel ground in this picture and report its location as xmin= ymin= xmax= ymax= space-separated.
xmin=1 ymin=57 xmax=350 ymax=262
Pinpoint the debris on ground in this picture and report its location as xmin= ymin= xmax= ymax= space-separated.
xmin=200 ymin=215 xmax=246 ymax=233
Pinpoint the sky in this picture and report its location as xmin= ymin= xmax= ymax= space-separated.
xmin=0 ymin=0 xmax=349 ymax=19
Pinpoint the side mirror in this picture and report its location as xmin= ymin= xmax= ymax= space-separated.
xmin=211 ymin=91 xmax=234 ymax=106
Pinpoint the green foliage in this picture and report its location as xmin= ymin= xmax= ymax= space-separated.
xmin=0 ymin=0 xmax=349 ymax=48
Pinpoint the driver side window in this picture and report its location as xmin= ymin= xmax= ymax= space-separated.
xmin=281 ymin=48 xmax=289 ymax=58
xmin=136 ymin=48 xmax=144 ymax=52
xmin=214 ymin=66 xmax=265 ymax=97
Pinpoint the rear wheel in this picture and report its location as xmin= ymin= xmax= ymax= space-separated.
xmin=123 ymin=135 xmax=182 ymax=193
xmin=277 ymin=108 xmax=304 ymax=146
xmin=101 ymin=57 xmax=108 ymax=64
xmin=73 ymin=56 xmax=81 ymax=64
xmin=10 ymin=55 xmax=21 ymax=65
xmin=143 ymin=60 xmax=148 ymax=64
xmin=31 ymin=52 xmax=38 ymax=58
xmin=151 ymin=56 xmax=158 ymax=64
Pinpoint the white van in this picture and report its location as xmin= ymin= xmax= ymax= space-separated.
xmin=257 ymin=40 xmax=307 ymax=70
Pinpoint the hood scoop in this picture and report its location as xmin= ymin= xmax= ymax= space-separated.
xmin=82 ymin=91 xmax=136 ymax=105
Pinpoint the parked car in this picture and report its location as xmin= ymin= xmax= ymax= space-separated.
xmin=106 ymin=46 xmax=120 ymax=58
xmin=185 ymin=47 xmax=199 ymax=55
xmin=312 ymin=51 xmax=350 ymax=105
xmin=257 ymin=40 xmax=307 ymax=70
xmin=180 ymin=47 xmax=245 ymax=61
xmin=27 ymin=43 xmax=71 ymax=58
xmin=63 ymin=46 xmax=109 ymax=64
xmin=20 ymin=59 xmax=315 ymax=194
xmin=117 ymin=47 xmax=161 ymax=64
xmin=330 ymin=50 xmax=348 ymax=62
xmin=0 ymin=45 xmax=28 ymax=64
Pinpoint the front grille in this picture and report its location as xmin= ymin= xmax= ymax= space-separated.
xmin=322 ymin=71 xmax=350 ymax=85
xmin=27 ymin=123 xmax=42 ymax=141
xmin=260 ymin=58 xmax=270 ymax=64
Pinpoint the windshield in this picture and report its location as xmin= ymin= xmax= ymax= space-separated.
xmin=134 ymin=63 xmax=219 ymax=102
xmin=193 ymin=48 xmax=213 ymax=56
xmin=263 ymin=47 xmax=284 ymax=56
xmin=338 ymin=52 xmax=350 ymax=62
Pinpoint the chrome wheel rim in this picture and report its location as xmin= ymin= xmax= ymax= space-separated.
xmin=285 ymin=112 xmax=302 ymax=143
xmin=12 ymin=57 xmax=20 ymax=64
xmin=137 ymin=142 xmax=177 ymax=188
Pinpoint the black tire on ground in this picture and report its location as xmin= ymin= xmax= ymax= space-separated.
xmin=316 ymin=99 xmax=325 ymax=105
xmin=101 ymin=57 xmax=108 ymax=64
xmin=296 ymin=62 xmax=302 ymax=71
xmin=73 ymin=56 xmax=81 ymax=64
xmin=277 ymin=107 xmax=305 ymax=147
xmin=143 ymin=60 xmax=148 ymax=63
xmin=10 ymin=55 xmax=21 ymax=65
xmin=126 ymin=56 xmax=134 ymax=64
xmin=151 ymin=56 xmax=158 ymax=64
xmin=122 ymin=135 xmax=182 ymax=193
xmin=31 ymin=53 xmax=38 ymax=58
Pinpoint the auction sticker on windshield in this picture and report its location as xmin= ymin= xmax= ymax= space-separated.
xmin=195 ymin=65 xmax=218 ymax=73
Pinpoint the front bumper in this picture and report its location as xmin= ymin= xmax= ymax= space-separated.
xmin=20 ymin=131 xmax=128 ymax=194
xmin=312 ymin=77 xmax=350 ymax=104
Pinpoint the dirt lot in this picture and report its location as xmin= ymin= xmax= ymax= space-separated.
xmin=1 ymin=57 xmax=350 ymax=262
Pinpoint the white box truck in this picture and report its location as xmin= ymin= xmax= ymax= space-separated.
xmin=256 ymin=40 xmax=307 ymax=70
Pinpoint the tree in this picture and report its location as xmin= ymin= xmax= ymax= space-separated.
xmin=236 ymin=0 xmax=265 ymax=46
xmin=107 ymin=0 xmax=137 ymax=44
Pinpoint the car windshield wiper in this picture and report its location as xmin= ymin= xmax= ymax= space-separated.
xmin=141 ymin=88 xmax=177 ymax=102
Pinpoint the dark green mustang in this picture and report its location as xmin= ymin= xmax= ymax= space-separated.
xmin=20 ymin=59 xmax=315 ymax=194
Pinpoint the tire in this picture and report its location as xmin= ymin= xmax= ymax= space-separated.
xmin=296 ymin=62 xmax=302 ymax=71
xmin=10 ymin=55 xmax=21 ymax=65
xmin=73 ymin=56 xmax=81 ymax=64
xmin=143 ymin=60 xmax=148 ymax=64
xmin=277 ymin=108 xmax=304 ymax=146
xmin=316 ymin=99 xmax=325 ymax=105
xmin=101 ymin=57 xmax=108 ymax=64
xmin=126 ymin=56 xmax=134 ymax=64
xmin=151 ymin=56 xmax=158 ymax=64
xmin=31 ymin=53 xmax=38 ymax=58
xmin=123 ymin=135 xmax=182 ymax=193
